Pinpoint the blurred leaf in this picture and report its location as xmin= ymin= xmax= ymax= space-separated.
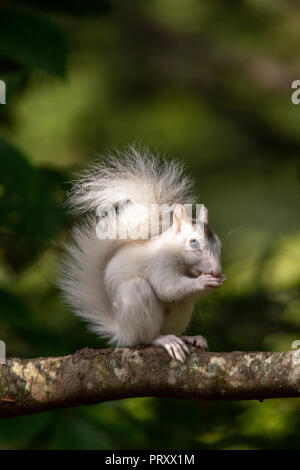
xmin=0 ymin=65 xmax=29 ymax=120
xmin=1 ymin=70 xmax=29 ymax=102
xmin=0 ymin=287 xmax=56 ymax=353
xmin=0 ymin=288 xmax=32 ymax=330
xmin=0 ymin=138 xmax=38 ymax=229
xmin=0 ymin=139 xmax=66 ymax=271
xmin=0 ymin=3 xmax=67 ymax=76
xmin=33 ymin=167 xmax=67 ymax=242
xmin=0 ymin=58 xmax=28 ymax=104
xmin=0 ymin=139 xmax=39 ymax=270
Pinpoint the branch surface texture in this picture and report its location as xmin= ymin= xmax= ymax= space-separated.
xmin=1 ymin=347 xmax=300 ymax=419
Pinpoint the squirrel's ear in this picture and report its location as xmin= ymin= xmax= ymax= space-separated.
xmin=172 ymin=204 xmax=189 ymax=233
xmin=199 ymin=205 xmax=208 ymax=224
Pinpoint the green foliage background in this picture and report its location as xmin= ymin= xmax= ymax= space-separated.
xmin=0 ymin=0 xmax=299 ymax=449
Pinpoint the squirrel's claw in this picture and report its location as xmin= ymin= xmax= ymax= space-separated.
xmin=182 ymin=335 xmax=208 ymax=350
xmin=152 ymin=334 xmax=190 ymax=363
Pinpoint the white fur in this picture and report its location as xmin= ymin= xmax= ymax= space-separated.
xmin=59 ymin=146 xmax=224 ymax=361
xmin=68 ymin=146 xmax=195 ymax=215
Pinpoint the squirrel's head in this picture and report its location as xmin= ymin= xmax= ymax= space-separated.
xmin=170 ymin=204 xmax=222 ymax=278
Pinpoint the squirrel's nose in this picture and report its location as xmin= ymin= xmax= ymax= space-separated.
xmin=210 ymin=267 xmax=222 ymax=277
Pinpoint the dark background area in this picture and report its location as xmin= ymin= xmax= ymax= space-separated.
xmin=0 ymin=0 xmax=299 ymax=449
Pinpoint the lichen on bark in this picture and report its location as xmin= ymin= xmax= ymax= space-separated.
xmin=0 ymin=347 xmax=300 ymax=419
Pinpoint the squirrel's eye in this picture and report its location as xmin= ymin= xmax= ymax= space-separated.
xmin=190 ymin=239 xmax=200 ymax=249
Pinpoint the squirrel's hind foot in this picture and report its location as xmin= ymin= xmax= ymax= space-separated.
xmin=152 ymin=334 xmax=190 ymax=363
xmin=181 ymin=335 xmax=208 ymax=350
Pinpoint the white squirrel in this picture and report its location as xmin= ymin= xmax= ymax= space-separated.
xmin=59 ymin=146 xmax=226 ymax=362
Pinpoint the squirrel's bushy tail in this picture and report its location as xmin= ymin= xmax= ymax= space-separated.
xmin=68 ymin=145 xmax=195 ymax=216
xmin=59 ymin=146 xmax=195 ymax=341
xmin=59 ymin=217 xmax=120 ymax=342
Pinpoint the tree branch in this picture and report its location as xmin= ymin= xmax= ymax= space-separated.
xmin=0 ymin=347 xmax=300 ymax=419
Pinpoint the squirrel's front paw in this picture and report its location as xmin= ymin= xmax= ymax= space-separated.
xmin=198 ymin=273 xmax=226 ymax=290
xmin=182 ymin=335 xmax=208 ymax=350
xmin=152 ymin=335 xmax=190 ymax=363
